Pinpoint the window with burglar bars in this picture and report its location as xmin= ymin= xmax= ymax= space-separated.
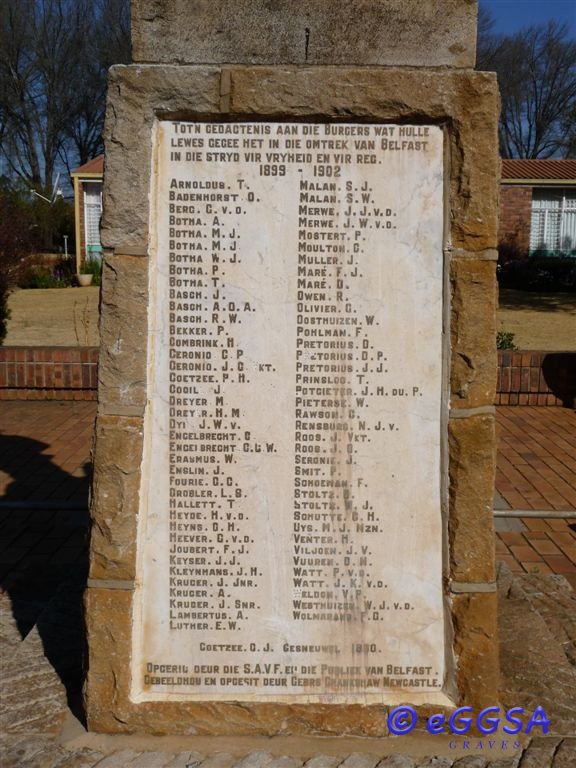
xmin=530 ymin=187 xmax=576 ymax=256
xmin=84 ymin=182 xmax=103 ymax=248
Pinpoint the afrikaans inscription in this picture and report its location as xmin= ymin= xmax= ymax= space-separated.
xmin=132 ymin=121 xmax=447 ymax=704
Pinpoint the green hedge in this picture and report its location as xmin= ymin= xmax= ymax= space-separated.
xmin=498 ymin=256 xmax=576 ymax=292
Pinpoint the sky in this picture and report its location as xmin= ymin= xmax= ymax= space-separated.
xmin=481 ymin=0 xmax=576 ymax=36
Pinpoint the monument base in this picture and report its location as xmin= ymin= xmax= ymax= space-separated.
xmin=86 ymin=63 xmax=499 ymax=736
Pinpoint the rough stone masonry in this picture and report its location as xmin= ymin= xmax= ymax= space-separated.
xmin=86 ymin=0 xmax=501 ymax=736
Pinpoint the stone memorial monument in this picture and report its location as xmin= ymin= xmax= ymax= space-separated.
xmin=86 ymin=0 xmax=500 ymax=736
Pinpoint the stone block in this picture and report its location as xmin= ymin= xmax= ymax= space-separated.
xmin=450 ymin=259 xmax=497 ymax=408
xmin=268 ymin=758 xmax=304 ymax=768
xmin=554 ymin=739 xmax=576 ymax=768
xmin=519 ymin=573 xmax=576 ymax=667
xmin=448 ymin=414 xmax=496 ymax=583
xmin=376 ymin=758 xmax=417 ymax=768
xmin=339 ymin=755 xmax=380 ymax=768
xmin=98 ymin=254 xmax=148 ymax=411
xmin=304 ymin=758 xmax=341 ymax=768
xmin=451 ymin=591 xmax=499 ymax=709
xmin=89 ymin=415 xmax=144 ymax=580
xmin=498 ymin=570 xmax=576 ymax=736
xmin=86 ymin=592 xmax=390 ymax=736
xmin=228 ymin=67 xmax=499 ymax=252
xmin=0 ymin=626 xmax=68 ymax=736
xmin=131 ymin=0 xmax=478 ymax=68
xmin=102 ymin=65 xmax=221 ymax=252
xmin=102 ymin=65 xmax=499 ymax=255
xmin=514 ymin=738 xmax=564 ymax=768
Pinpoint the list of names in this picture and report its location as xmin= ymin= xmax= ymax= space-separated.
xmin=133 ymin=122 xmax=448 ymax=705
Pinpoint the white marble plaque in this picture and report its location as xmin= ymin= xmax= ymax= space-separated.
xmin=132 ymin=122 xmax=448 ymax=704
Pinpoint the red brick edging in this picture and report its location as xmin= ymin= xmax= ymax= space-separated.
xmin=0 ymin=347 xmax=98 ymax=401
xmin=496 ymin=351 xmax=575 ymax=407
xmin=0 ymin=347 xmax=573 ymax=406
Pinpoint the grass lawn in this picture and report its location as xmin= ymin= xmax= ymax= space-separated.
xmin=4 ymin=285 xmax=575 ymax=351
xmin=497 ymin=288 xmax=576 ymax=352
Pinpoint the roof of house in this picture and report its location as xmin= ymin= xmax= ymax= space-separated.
xmin=71 ymin=155 xmax=104 ymax=176
xmin=501 ymin=158 xmax=576 ymax=183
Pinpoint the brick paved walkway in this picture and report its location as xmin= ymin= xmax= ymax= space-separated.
xmin=495 ymin=406 xmax=576 ymax=587
xmin=1 ymin=401 xmax=575 ymax=591
xmin=0 ymin=400 xmax=95 ymax=503
xmin=1 ymin=401 xmax=576 ymax=765
xmin=497 ymin=406 xmax=576 ymax=511
xmin=0 ymin=402 xmax=94 ymax=658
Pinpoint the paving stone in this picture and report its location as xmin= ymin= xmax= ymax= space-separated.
xmin=452 ymin=758 xmax=487 ymax=767
xmin=164 ymin=752 xmax=206 ymax=768
xmin=0 ymin=735 xmax=56 ymax=767
xmin=233 ymin=753 xmax=275 ymax=768
xmin=487 ymin=759 xmax=521 ymax=768
xmin=0 ymin=625 xmax=68 ymax=734
xmin=92 ymin=750 xmax=143 ymax=767
xmin=339 ymin=754 xmax=381 ymax=768
xmin=376 ymin=757 xmax=417 ymax=768
xmin=419 ymin=759 xmax=454 ymax=767
xmin=552 ymin=737 xmax=576 ymax=767
xmin=304 ymin=756 xmax=342 ymax=768
xmin=498 ymin=570 xmax=576 ymax=736
xmin=520 ymin=574 xmax=576 ymax=667
xmin=0 ymin=590 xmax=23 ymax=646
xmin=267 ymin=757 xmax=303 ymax=768
xmin=517 ymin=737 xmax=563 ymax=767
xmin=56 ymin=749 xmax=107 ymax=768
xmin=496 ymin=407 xmax=576 ymax=513
xmin=130 ymin=752 xmax=178 ymax=767
xmin=19 ymin=744 xmax=70 ymax=767
xmin=200 ymin=753 xmax=236 ymax=768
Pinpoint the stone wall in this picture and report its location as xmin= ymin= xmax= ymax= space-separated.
xmin=131 ymin=0 xmax=478 ymax=67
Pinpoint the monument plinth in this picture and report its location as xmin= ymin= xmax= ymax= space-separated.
xmin=86 ymin=0 xmax=500 ymax=735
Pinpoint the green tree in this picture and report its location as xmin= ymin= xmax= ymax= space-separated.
xmin=0 ymin=181 xmax=36 ymax=343
xmin=477 ymin=8 xmax=576 ymax=158
xmin=0 ymin=0 xmax=130 ymax=189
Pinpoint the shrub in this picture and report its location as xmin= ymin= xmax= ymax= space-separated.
xmin=497 ymin=331 xmax=518 ymax=351
xmin=19 ymin=258 xmax=75 ymax=289
xmin=0 ymin=274 xmax=9 ymax=345
xmin=0 ymin=189 xmax=36 ymax=343
xmin=498 ymin=256 xmax=576 ymax=291
xmin=0 ymin=192 xmax=35 ymax=289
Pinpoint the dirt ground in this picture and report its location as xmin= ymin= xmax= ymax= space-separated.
xmin=497 ymin=288 xmax=576 ymax=351
xmin=4 ymin=285 xmax=575 ymax=351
